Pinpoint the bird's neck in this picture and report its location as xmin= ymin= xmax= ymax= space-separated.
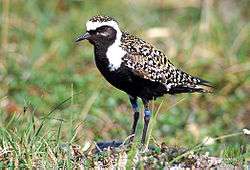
xmin=93 ymin=35 xmax=116 ymax=61
xmin=94 ymin=32 xmax=126 ymax=71
xmin=94 ymin=45 xmax=110 ymax=67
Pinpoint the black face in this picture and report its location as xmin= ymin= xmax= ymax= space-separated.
xmin=76 ymin=26 xmax=117 ymax=47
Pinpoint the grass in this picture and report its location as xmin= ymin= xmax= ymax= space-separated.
xmin=0 ymin=91 xmax=249 ymax=168
xmin=0 ymin=0 xmax=250 ymax=168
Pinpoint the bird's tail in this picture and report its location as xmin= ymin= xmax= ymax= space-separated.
xmin=166 ymin=67 xmax=214 ymax=94
xmin=193 ymin=78 xmax=214 ymax=93
xmin=168 ymin=77 xmax=214 ymax=94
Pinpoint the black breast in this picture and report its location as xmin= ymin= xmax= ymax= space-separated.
xmin=94 ymin=47 xmax=134 ymax=92
xmin=94 ymin=47 xmax=167 ymax=100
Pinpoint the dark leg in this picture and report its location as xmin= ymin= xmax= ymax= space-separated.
xmin=141 ymin=99 xmax=151 ymax=144
xmin=129 ymin=96 xmax=139 ymax=140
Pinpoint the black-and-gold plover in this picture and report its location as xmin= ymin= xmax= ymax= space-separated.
xmin=76 ymin=15 xmax=213 ymax=143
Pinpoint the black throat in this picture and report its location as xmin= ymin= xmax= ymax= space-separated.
xmin=92 ymin=37 xmax=116 ymax=75
xmin=87 ymin=26 xmax=121 ymax=80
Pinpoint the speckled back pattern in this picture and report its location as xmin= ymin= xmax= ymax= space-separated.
xmin=120 ymin=32 xmax=201 ymax=91
xmin=89 ymin=15 xmax=116 ymax=22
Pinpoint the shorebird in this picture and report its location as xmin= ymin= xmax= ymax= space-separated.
xmin=75 ymin=15 xmax=212 ymax=143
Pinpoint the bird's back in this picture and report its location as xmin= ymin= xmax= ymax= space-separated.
xmin=120 ymin=32 xmax=213 ymax=95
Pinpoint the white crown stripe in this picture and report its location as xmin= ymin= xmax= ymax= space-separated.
xmin=86 ymin=20 xmax=119 ymax=31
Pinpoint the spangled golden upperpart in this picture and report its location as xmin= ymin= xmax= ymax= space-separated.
xmin=88 ymin=15 xmax=117 ymax=23
xmin=84 ymin=15 xmax=213 ymax=93
xmin=120 ymin=32 xmax=212 ymax=92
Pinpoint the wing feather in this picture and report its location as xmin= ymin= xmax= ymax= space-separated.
xmin=120 ymin=32 xmax=212 ymax=92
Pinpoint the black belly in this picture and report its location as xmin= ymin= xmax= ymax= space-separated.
xmin=96 ymin=61 xmax=166 ymax=100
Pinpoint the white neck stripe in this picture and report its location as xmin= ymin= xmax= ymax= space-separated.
xmin=86 ymin=20 xmax=126 ymax=71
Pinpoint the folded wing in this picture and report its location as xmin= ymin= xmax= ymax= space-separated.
xmin=121 ymin=32 xmax=213 ymax=93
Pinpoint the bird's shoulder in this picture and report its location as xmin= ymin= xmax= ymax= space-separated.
xmin=119 ymin=32 xmax=202 ymax=90
xmin=120 ymin=32 xmax=177 ymax=82
xmin=121 ymin=32 xmax=166 ymax=58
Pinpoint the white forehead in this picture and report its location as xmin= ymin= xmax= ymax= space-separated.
xmin=86 ymin=20 xmax=120 ymax=31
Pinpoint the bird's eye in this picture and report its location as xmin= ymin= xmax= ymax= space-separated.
xmin=88 ymin=30 xmax=95 ymax=34
xmin=95 ymin=27 xmax=110 ymax=36
xmin=95 ymin=29 xmax=102 ymax=35
xmin=97 ymin=26 xmax=108 ymax=33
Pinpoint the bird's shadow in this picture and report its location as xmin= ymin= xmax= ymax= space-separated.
xmin=95 ymin=140 xmax=123 ymax=153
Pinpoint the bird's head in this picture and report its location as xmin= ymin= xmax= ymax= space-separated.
xmin=75 ymin=15 xmax=121 ymax=47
